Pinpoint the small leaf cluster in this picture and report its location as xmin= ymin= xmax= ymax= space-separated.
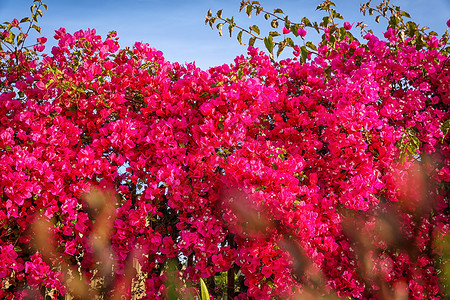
xmin=360 ymin=0 xmax=450 ymax=52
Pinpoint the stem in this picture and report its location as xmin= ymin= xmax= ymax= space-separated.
xmin=226 ymin=235 xmax=236 ymax=299
xmin=216 ymin=16 xmax=263 ymax=42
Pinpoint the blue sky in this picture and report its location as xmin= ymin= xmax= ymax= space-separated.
xmin=0 ymin=0 xmax=449 ymax=69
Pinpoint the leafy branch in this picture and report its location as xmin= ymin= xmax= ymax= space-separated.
xmin=0 ymin=0 xmax=48 ymax=52
xmin=206 ymin=0 xmax=450 ymax=62
xmin=361 ymin=0 xmax=450 ymax=51
xmin=206 ymin=0 xmax=359 ymax=63
xmin=206 ymin=0 xmax=312 ymax=61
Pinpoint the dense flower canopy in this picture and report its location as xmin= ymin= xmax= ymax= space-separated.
xmin=0 ymin=1 xmax=449 ymax=299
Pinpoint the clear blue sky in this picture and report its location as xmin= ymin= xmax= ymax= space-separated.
xmin=1 ymin=0 xmax=449 ymax=69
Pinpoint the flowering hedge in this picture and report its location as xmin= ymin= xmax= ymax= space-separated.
xmin=0 ymin=0 xmax=449 ymax=299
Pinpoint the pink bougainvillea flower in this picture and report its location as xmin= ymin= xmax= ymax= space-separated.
xmin=293 ymin=44 xmax=301 ymax=57
xmin=428 ymin=36 xmax=439 ymax=48
xmin=37 ymin=37 xmax=47 ymax=45
xmin=344 ymin=21 xmax=353 ymax=30
xmin=447 ymin=19 xmax=450 ymax=27
xmin=35 ymin=81 xmax=46 ymax=90
xmin=384 ymin=27 xmax=397 ymax=42
xmin=297 ymin=27 xmax=307 ymax=37
xmin=10 ymin=18 xmax=19 ymax=27
xmin=282 ymin=27 xmax=291 ymax=34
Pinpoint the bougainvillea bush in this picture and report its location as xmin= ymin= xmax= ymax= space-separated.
xmin=0 ymin=0 xmax=449 ymax=299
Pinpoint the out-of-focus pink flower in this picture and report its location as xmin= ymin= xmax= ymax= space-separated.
xmin=438 ymin=167 xmax=450 ymax=182
xmin=282 ymin=27 xmax=291 ymax=34
xmin=344 ymin=21 xmax=353 ymax=30
xmin=447 ymin=19 xmax=450 ymax=27
xmin=297 ymin=27 xmax=307 ymax=37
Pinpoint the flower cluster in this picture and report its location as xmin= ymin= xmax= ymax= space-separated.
xmin=0 ymin=4 xmax=449 ymax=300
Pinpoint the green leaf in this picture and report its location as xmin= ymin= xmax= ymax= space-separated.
xmin=250 ymin=25 xmax=260 ymax=35
xmin=216 ymin=23 xmax=223 ymax=36
xmin=316 ymin=3 xmax=325 ymax=11
xmin=200 ymin=278 xmax=210 ymax=300
xmin=306 ymin=41 xmax=317 ymax=51
xmin=274 ymin=8 xmax=284 ymax=14
xmin=206 ymin=16 xmax=215 ymax=28
xmin=441 ymin=119 xmax=450 ymax=142
xmin=271 ymin=19 xmax=279 ymax=28
xmin=268 ymin=31 xmax=280 ymax=38
xmin=329 ymin=34 xmax=336 ymax=44
xmin=30 ymin=3 xmax=37 ymax=13
xmin=237 ymin=69 xmax=244 ymax=79
xmin=255 ymin=185 xmax=267 ymax=192
xmin=256 ymin=6 xmax=263 ymax=15
xmin=264 ymin=13 xmax=270 ymax=20
xmin=389 ymin=15 xmax=399 ymax=27
xmin=239 ymin=2 xmax=246 ymax=12
xmin=228 ymin=24 xmax=234 ymax=37
xmin=17 ymin=33 xmax=25 ymax=45
xmin=237 ymin=30 xmax=244 ymax=45
xmin=331 ymin=10 xmax=343 ymax=20
xmin=246 ymin=5 xmax=253 ymax=18
xmin=263 ymin=36 xmax=274 ymax=54
xmin=4 ymin=32 xmax=15 ymax=44
xmin=276 ymin=42 xmax=286 ymax=57
xmin=211 ymin=81 xmax=224 ymax=88
xmin=290 ymin=24 xmax=299 ymax=36
xmin=249 ymin=36 xmax=256 ymax=47
xmin=285 ymin=37 xmax=294 ymax=47
xmin=339 ymin=27 xmax=346 ymax=41
xmin=20 ymin=17 xmax=30 ymax=23
xmin=216 ymin=9 xmax=223 ymax=18
xmin=284 ymin=18 xmax=291 ymax=29
xmin=375 ymin=15 xmax=381 ymax=23
xmin=302 ymin=17 xmax=312 ymax=27
xmin=313 ymin=22 xmax=320 ymax=33
xmin=32 ymin=24 xmax=41 ymax=33
xmin=400 ymin=11 xmax=411 ymax=18
xmin=300 ymin=46 xmax=308 ymax=63
xmin=37 ymin=9 xmax=43 ymax=18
